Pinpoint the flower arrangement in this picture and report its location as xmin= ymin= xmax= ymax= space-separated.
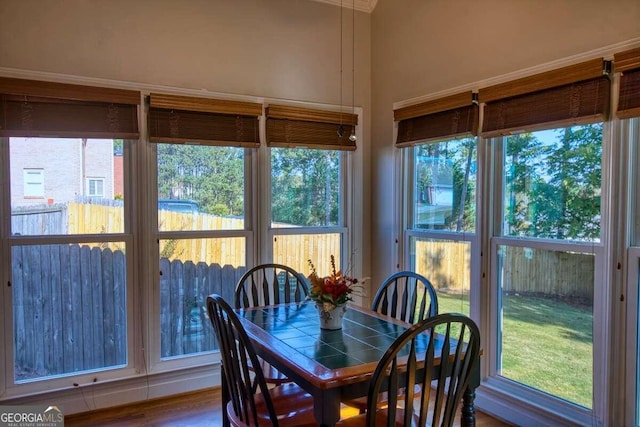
xmin=307 ymin=255 xmax=365 ymax=312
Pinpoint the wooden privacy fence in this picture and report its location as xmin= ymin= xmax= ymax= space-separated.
xmin=501 ymin=246 xmax=594 ymax=301
xmin=12 ymin=243 xmax=246 ymax=381
xmin=12 ymin=244 xmax=127 ymax=380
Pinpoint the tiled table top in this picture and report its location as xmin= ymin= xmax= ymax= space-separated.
xmin=237 ymin=300 xmax=440 ymax=370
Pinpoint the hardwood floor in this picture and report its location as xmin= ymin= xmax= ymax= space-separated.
xmin=64 ymin=387 xmax=513 ymax=426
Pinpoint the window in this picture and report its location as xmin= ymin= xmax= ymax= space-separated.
xmin=86 ymin=178 xmax=105 ymax=197
xmin=478 ymin=58 xmax=609 ymax=425
xmin=406 ymin=137 xmax=477 ymax=316
xmin=10 ymin=138 xmax=131 ymax=383
xmin=397 ymin=91 xmax=479 ymax=318
xmin=266 ymin=105 xmax=357 ymax=278
xmin=494 ymin=126 xmax=600 ymax=409
xmin=148 ymin=93 xmax=260 ymax=365
xmin=22 ymin=169 xmax=44 ymax=198
xmin=155 ymin=143 xmax=249 ymax=360
xmin=616 ymin=47 xmax=640 ymax=427
xmin=270 ymin=147 xmax=345 ymax=276
xmin=1 ymin=78 xmax=139 ymax=393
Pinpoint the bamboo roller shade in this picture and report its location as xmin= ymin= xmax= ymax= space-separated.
xmin=479 ymin=59 xmax=610 ymax=136
xmin=267 ymin=104 xmax=357 ymax=125
xmin=478 ymin=58 xmax=606 ymax=103
xmin=615 ymin=48 xmax=640 ymax=119
xmin=148 ymin=93 xmax=261 ymax=147
xmin=0 ymin=77 xmax=140 ymax=138
xmin=266 ymin=105 xmax=357 ymax=151
xmin=393 ymin=92 xmax=473 ymax=121
xmin=394 ymin=91 xmax=478 ymax=147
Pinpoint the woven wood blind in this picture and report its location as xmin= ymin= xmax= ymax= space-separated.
xmin=394 ymin=92 xmax=478 ymax=147
xmin=615 ymin=48 xmax=640 ymax=119
xmin=479 ymin=59 xmax=610 ymax=137
xmin=266 ymin=105 xmax=358 ymax=151
xmin=0 ymin=77 xmax=140 ymax=138
xmin=148 ymin=93 xmax=262 ymax=147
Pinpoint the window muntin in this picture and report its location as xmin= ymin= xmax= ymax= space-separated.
xmin=157 ymin=144 xmax=244 ymax=231
xmin=410 ymin=138 xmax=476 ymax=232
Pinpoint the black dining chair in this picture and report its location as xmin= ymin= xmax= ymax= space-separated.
xmin=372 ymin=271 xmax=439 ymax=323
xmin=206 ymin=294 xmax=316 ymax=427
xmin=234 ymin=263 xmax=309 ymax=386
xmin=344 ymin=270 xmax=439 ymax=412
xmin=338 ymin=313 xmax=481 ymax=427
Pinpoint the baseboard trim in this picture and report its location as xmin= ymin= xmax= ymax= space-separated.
xmin=0 ymin=363 xmax=221 ymax=415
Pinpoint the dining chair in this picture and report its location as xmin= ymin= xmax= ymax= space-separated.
xmin=234 ymin=263 xmax=309 ymax=385
xmin=206 ymin=294 xmax=316 ymax=427
xmin=338 ymin=313 xmax=481 ymax=427
xmin=372 ymin=271 xmax=439 ymax=324
xmin=344 ymin=270 xmax=439 ymax=412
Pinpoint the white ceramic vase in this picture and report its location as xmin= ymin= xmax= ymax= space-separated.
xmin=317 ymin=303 xmax=347 ymax=330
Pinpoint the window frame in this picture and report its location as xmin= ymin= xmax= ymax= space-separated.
xmin=401 ymin=141 xmax=481 ymax=317
xmin=482 ymin=127 xmax=612 ymax=426
xmin=86 ymin=177 xmax=105 ymax=197
xmin=1 ymin=136 xmax=138 ymax=396
xmin=146 ymin=141 xmax=254 ymax=373
xmin=23 ymin=168 xmax=45 ymax=198
xmin=263 ymin=144 xmax=355 ymax=299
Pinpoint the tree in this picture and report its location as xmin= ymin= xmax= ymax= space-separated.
xmin=504 ymin=124 xmax=602 ymax=241
xmin=157 ymin=144 xmax=244 ymax=216
xmin=271 ymin=148 xmax=340 ymax=227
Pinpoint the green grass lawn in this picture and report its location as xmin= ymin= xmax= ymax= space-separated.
xmin=438 ymin=292 xmax=593 ymax=408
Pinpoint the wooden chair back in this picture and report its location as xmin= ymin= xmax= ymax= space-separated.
xmin=365 ymin=313 xmax=480 ymax=427
xmin=372 ymin=271 xmax=439 ymax=324
xmin=234 ymin=263 xmax=309 ymax=309
xmin=206 ymin=294 xmax=278 ymax=426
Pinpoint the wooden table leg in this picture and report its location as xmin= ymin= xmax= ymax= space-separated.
xmin=461 ymin=353 xmax=480 ymax=427
xmin=313 ymin=388 xmax=342 ymax=426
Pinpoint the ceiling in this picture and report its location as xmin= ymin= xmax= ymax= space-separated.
xmin=311 ymin=0 xmax=377 ymax=13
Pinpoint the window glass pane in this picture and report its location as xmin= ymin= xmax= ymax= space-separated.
xmin=271 ymin=148 xmax=341 ymax=227
xmin=497 ymin=245 xmax=593 ymax=408
xmin=13 ymin=243 xmax=127 ymax=382
xmin=23 ymin=169 xmax=44 ymax=197
xmin=273 ymin=233 xmax=342 ymax=277
xmin=159 ymin=237 xmax=245 ymax=359
xmin=10 ymin=138 xmax=124 ymax=235
xmin=412 ymin=137 xmax=476 ymax=232
xmin=87 ymin=178 xmax=105 ymax=197
xmin=157 ymin=144 xmax=244 ymax=231
xmin=409 ymin=237 xmax=470 ymax=316
xmin=503 ymin=125 xmax=602 ymax=241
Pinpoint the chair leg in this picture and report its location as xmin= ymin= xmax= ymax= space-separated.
xmin=221 ymin=364 xmax=231 ymax=427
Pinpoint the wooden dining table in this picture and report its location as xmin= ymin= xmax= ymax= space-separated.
xmin=233 ymin=300 xmax=480 ymax=427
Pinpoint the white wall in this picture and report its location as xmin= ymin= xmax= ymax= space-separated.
xmin=0 ymin=0 xmax=373 ymax=284
xmin=369 ymin=0 xmax=640 ymax=285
